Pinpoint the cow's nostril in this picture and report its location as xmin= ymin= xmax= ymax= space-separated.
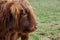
xmin=35 ymin=26 xmax=37 ymax=29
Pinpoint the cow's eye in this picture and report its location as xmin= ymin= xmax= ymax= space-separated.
xmin=9 ymin=10 xmax=14 ymax=22
xmin=20 ymin=9 xmax=27 ymax=17
xmin=20 ymin=9 xmax=23 ymax=13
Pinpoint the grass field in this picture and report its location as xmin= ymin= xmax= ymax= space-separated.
xmin=19 ymin=0 xmax=60 ymax=40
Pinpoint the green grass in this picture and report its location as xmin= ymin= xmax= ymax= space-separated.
xmin=19 ymin=0 xmax=60 ymax=40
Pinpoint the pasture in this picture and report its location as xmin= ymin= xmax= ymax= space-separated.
xmin=18 ymin=0 xmax=60 ymax=40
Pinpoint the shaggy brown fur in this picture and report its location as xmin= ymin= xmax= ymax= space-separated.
xmin=0 ymin=0 xmax=37 ymax=40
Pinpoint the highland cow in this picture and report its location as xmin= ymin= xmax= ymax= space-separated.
xmin=0 ymin=0 xmax=37 ymax=40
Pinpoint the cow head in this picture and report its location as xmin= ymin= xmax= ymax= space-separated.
xmin=10 ymin=2 xmax=37 ymax=33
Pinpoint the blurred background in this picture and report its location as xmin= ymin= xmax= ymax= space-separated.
xmin=19 ymin=0 xmax=60 ymax=40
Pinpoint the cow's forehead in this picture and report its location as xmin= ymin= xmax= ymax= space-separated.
xmin=10 ymin=3 xmax=23 ymax=14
